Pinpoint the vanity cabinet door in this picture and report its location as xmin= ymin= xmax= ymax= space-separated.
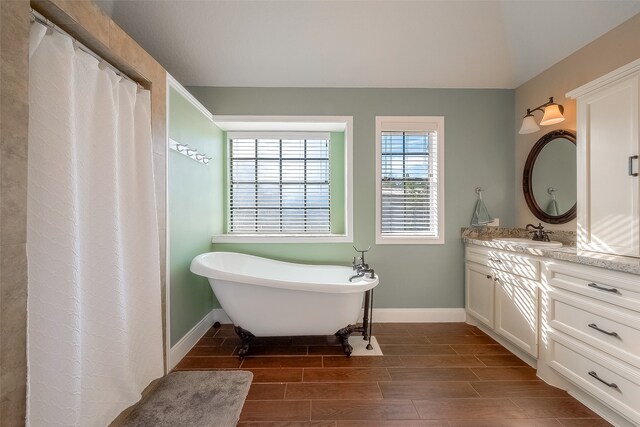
xmin=465 ymin=262 xmax=494 ymax=328
xmin=574 ymin=71 xmax=640 ymax=258
xmin=494 ymin=271 xmax=539 ymax=357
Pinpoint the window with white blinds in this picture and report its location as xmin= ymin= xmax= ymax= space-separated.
xmin=376 ymin=117 xmax=444 ymax=244
xmin=228 ymin=132 xmax=331 ymax=234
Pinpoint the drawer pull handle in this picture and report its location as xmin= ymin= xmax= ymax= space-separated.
xmin=587 ymin=283 xmax=619 ymax=294
xmin=588 ymin=323 xmax=619 ymax=337
xmin=588 ymin=371 xmax=619 ymax=389
xmin=489 ymin=258 xmax=503 ymax=263
xmin=630 ymin=155 xmax=638 ymax=177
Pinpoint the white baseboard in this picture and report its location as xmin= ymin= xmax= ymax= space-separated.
xmin=212 ymin=307 xmax=466 ymax=324
xmin=568 ymin=385 xmax=637 ymax=427
xmin=212 ymin=308 xmax=466 ymax=325
xmin=169 ymin=309 xmax=230 ymax=370
xmin=472 ymin=321 xmax=538 ymax=369
xmin=357 ymin=308 xmax=466 ymax=323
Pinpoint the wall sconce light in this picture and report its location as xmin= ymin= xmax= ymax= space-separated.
xmin=518 ymin=97 xmax=565 ymax=134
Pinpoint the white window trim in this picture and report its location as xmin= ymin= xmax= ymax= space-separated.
xmin=227 ymin=131 xmax=331 ymax=141
xmin=375 ymin=116 xmax=445 ymax=245
xmin=212 ymin=234 xmax=353 ymax=243
xmin=212 ymin=115 xmax=353 ymax=244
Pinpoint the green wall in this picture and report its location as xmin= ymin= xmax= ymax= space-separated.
xmin=188 ymin=87 xmax=515 ymax=309
xmin=169 ymin=87 xmax=223 ymax=346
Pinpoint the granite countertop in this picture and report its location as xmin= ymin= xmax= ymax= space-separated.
xmin=461 ymin=227 xmax=640 ymax=276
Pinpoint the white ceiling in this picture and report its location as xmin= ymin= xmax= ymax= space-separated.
xmin=97 ymin=1 xmax=640 ymax=89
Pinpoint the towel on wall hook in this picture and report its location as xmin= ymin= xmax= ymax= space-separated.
xmin=546 ymin=187 xmax=559 ymax=216
xmin=471 ymin=187 xmax=494 ymax=226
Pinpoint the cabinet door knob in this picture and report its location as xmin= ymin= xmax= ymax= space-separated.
xmin=588 ymin=323 xmax=619 ymax=337
xmin=588 ymin=371 xmax=619 ymax=389
xmin=587 ymin=282 xmax=619 ymax=294
xmin=486 ymin=274 xmax=492 ymax=279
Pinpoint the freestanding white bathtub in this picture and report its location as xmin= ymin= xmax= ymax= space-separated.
xmin=190 ymin=252 xmax=379 ymax=357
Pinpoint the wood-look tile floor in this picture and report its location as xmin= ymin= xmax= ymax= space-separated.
xmin=174 ymin=323 xmax=612 ymax=426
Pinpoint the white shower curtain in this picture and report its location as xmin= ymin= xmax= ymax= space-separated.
xmin=27 ymin=22 xmax=164 ymax=426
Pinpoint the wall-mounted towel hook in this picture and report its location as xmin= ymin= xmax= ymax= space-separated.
xmin=169 ymin=138 xmax=211 ymax=166
xmin=471 ymin=186 xmax=493 ymax=226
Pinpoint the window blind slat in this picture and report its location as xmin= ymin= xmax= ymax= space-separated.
xmin=229 ymin=135 xmax=331 ymax=234
xmin=380 ymin=130 xmax=438 ymax=237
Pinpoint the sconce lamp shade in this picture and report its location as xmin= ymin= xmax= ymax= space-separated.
xmin=519 ymin=114 xmax=540 ymax=134
xmin=540 ymin=103 xmax=565 ymax=126
xmin=519 ymin=97 xmax=565 ymax=134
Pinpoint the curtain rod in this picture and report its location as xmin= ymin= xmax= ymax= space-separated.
xmin=30 ymin=9 xmax=142 ymax=90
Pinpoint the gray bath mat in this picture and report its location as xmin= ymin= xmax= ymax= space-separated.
xmin=122 ymin=371 xmax=253 ymax=427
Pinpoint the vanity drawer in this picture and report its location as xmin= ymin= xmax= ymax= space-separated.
xmin=548 ymin=333 xmax=640 ymax=426
xmin=547 ymin=261 xmax=640 ymax=312
xmin=549 ymin=289 xmax=640 ymax=369
xmin=466 ymin=246 xmax=540 ymax=280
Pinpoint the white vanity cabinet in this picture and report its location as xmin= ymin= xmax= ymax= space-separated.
xmin=494 ymin=270 xmax=539 ymax=358
xmin=567 ymin=59 xmax=640 ymax=258
xmin=464 ymin=238 xmax=640 ymax=425
xmin=465 ymin=260 xmax=494 ymax=328
xmin=545 ymin=260 xmax=640 ymax=426
xmin=465 ymin=245 xmax=539 ymax=358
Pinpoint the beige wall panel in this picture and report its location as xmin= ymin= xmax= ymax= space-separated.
xmin=0 ymin=0 xmax=30 ymax=424
xmin=515 ymin=13 xmax=640 ymax=230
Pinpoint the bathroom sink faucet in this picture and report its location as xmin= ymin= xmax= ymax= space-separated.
xmin=526 ymin=223 xmax=553 ymax=242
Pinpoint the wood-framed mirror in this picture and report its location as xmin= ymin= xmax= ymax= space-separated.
xmin=523 ymin=129 xmax=577 ymax=224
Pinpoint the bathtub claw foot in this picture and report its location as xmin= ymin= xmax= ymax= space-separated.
xmin=335 ymin=325 xmax=355 ymax=357
xmin=234 ymin=326 xmax=255 ymax=360
xmin=342 ymin=343 xmax=353 ymax=357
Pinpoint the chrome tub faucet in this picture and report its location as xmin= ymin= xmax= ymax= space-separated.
xmin=350 ymin=246 xmax=375 ymax=281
